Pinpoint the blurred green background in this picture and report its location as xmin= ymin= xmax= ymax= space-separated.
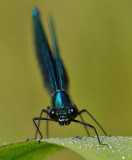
xmin=0 ymin=0 xmax=132 ymax=159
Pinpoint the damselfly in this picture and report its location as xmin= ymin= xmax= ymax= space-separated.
xmin=32 ymin=8 xmax=107 ymax=145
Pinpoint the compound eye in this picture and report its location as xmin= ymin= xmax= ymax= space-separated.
xmin=49 ymin=109 xmax=58 ymax=121
xmin=70 ymin=106 xmax=78 ymax=118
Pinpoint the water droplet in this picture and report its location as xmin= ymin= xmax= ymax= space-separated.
xmin=69 ymin=141 xmax=73 ymax=144
xmin=74 ymin=140 xmax=77 ymax=143
xmin=109 ymin=145 xmax=112 ymax=148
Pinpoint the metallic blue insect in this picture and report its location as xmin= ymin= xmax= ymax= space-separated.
xmin=32 ymin=8 xmax=107 ymax=145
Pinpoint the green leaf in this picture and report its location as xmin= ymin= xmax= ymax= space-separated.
xmin=0 ymin=136 xmax=131 ymax=160
xmin=0 ymin=141 xmax=64 ymax=160
xmin=40 ymin=136 xmax=132 ymax=160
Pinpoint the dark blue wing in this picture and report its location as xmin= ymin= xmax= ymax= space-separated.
xmin=32 ymin=9 xmax=58 ymax=95
xmin=48 ymin=16 xmax=69 ymax=90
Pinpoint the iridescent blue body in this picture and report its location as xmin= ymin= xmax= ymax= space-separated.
xmin=52 ymin=90 xmax=71 ymax=110
xmin=32 ymin=8 xmax=76 ymax=126
xmin=32 ymin=8 xmax=107 ymax=144
xmin=52 ymin=89 xmax=72 ymax=125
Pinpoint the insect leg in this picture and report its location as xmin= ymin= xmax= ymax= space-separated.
xmin=46 ymin=106 xmax=51 ymax=138
xmin=78 ymin=109 xmax=107 ymax=136
xmin=35 ymin=108 xmax=49 ymax=139
xmin=33 ymin=117 xmax=53 ymax=141
xmin=72 ymin=119 xmax=107 ymax=145
xmin=76 ymin=110 xmax=90 ymax=137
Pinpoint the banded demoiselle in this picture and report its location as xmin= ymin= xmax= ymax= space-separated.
xmin=32 ymin=8 xmax=107 ymax=145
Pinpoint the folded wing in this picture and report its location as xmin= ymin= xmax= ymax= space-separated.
xmin=48 ymin=16 xmax=69 ymax=90
xmin=32 ymin=9 xmax=58 ymax=95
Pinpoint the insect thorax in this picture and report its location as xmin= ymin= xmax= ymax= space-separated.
xmin=52 ymin=90 xmax=72 ymax=110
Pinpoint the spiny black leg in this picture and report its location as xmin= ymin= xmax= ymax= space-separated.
xmin=33 ymin=117 xmax=53 ymax=141
xmin=46 ymin=106 xmax=51 ymax=138
xmin=78 ymin=109 xmax=107 ymax=136
xmin=72 ymin=119 xmax=107 ymax=145
xmin=35 ymin=109 xmax=49 ymax=139
xmin=33 ymin=118 xmax=43 ymax=140
xmin=78 ymin=113 xmax=90 ymax=137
